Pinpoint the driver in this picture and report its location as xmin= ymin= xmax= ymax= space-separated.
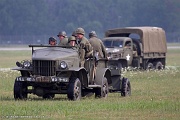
xmin=49 ymin=37 xmax=57 ymax=46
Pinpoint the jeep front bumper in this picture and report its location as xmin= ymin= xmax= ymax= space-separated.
xmin=15 ymin=76 xmax=69 ymax=83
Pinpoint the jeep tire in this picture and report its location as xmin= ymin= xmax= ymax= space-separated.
xmin=14 ymin=81 xmax=27 ymax=100
xmin=67 ymin=78 xmax=81 ymax=101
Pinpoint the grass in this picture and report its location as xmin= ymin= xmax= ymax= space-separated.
xmin=167 ymin=49 xmax=180 ymax=66
xmin=0 ymin=51 xmax=31 ymax=68
xmin=0 ymin=47 xmax=180 ymax=119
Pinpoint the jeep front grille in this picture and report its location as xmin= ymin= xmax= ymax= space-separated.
xmin=33 ymin=60 xmax=56 ymax=76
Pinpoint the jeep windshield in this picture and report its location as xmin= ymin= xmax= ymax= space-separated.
xmin=103 ymin=40 xmax=123 ymax=48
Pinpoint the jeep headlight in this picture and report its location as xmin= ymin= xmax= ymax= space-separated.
xmin=22 ymin=60 xmax=32 ymax=68
xmin=60 ymin=61 xmax=68 ymax=69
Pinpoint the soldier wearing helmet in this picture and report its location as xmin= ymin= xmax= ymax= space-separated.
xmin=57 ymin=31 xmax=68 ymax=46
xmin=76 ymin=27 xmax=93 ymax=67
xmin=89 ymin=31 xmax=107 ymax=59
xmin=71 ymin=30 xmax=78 ymax=43
xmin=72 ymin=30 xmax=77 ymax=37
xmin=49 ymin=37 xmax=57 ymax=46
xmin=68 ymin=36 xmax=79 ymax=48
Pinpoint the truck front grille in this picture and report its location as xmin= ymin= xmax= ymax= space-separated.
xmin=33 ymin=60 xmax=56 ymax=76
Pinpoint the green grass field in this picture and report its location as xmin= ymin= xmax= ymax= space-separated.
xmin=0 ymin=48 xmax=180 ymax=120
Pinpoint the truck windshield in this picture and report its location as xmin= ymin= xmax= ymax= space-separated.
xmin=103 ymin=40 xmax=123 ymax=48
xmin=113 ymin=40 xmax=123 ymax=48
xmin=103 ymin=40 xmax=112 ymax=47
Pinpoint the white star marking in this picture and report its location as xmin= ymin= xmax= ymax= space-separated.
xmin=126 ymin=54 xmax=130 ymax=61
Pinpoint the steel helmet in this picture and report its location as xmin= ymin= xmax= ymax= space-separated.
xmin=68 ymin=36 xmax=76 ymax=42
xmin=89 ymin=31 xmax=97 ymax=38
xmin=72 ymin=31 xmax=77 ymax=37
xmin=76 ymin=27 xmax=85 ymax=35
xmin=57 ymin=31 xmax=66 ymax=37
xmin=49 ymin=37 xmax=57 ymax=44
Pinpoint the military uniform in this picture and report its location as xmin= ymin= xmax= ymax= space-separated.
xmin=89 ymin=37 xmax=107 ymax=58
xmin=58 ymin=37 xmax=68 ymax=46
xmin=89 ymin=31 xmax=107 ymax=59
xmin=79 ymin=36 xmax=93 ymax=67
xmin=57 ymin=31 xmax=69 ymax=46
xmin=75 ymin=27 xmax=94 ymax=67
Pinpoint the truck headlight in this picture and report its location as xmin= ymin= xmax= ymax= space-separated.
xmin=60 ymin=61 xmax=68 ymax=69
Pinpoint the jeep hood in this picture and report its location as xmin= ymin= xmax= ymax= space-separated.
xmin=32 ymin=47 xmax=78 ymax=60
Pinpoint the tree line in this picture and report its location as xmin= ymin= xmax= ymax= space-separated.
xmin=0 ymin=0 xmax=179 ymax=40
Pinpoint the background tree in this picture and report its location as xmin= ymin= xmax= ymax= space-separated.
xmin=0 ymin=0 xmax=179 ymax=42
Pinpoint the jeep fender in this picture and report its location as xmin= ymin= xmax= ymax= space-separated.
xmin=68 ymin=67 xmax=88 ymax=87
xmin=68 ymin=67 xmax=86 ymax=71
xmin=95 ymin=68 xmax=112 ymax=85
xmin=11 ymin=67 xmax=31 ymax=77
xmin=11 ymin=67 xmax=32 ymax=71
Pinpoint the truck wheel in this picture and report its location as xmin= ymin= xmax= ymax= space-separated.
xmin=43 ymin=94 xmax=55 ymax=99
xmin=154 ymin=61 xmax=163 ymax=70
xmin=95 ymin=77 xmax=108 ymax=98
xmin=14 ymin=81 xmax=27 ymax=100
xmin=146 ymin=62 xmax=154 ymax=70
xmin=67 ymin=78 xmax=81 ymax=101
xmin=121 ymin=78 xmax=131 ymax=97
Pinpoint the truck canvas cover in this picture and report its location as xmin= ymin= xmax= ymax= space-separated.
xmin=105 ymin=27 xmax=167 ymax=53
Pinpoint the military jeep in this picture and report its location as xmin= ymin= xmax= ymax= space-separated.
xmin=12 ymin=45 xmax=131 ymax=100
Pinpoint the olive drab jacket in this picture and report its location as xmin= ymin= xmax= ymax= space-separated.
xmin=80 ymin=36 xmax=93 ymax=57
xmin=78 ymin=36 xmax=93 ymax=67
xmin=89 ymin=36 xmax=107 ymax=59
xmin=58 ymin=37 xmax=69 ymax=46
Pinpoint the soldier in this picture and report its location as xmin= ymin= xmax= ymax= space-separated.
xmin=72 ymin=30 xmax=77 ymax=38
xmin=71 ymin=30 xmax=78 ymax=44
xmin=49 ymin=37 xmax=57 ymax=46
xmin=89 ymin=31 xmax=107 ymax=59
xmin=57 ymin=31 xmax=68 ymax=46
xmin=68 ymin=36 xmax=79 ymax=48
xmin=75 ymin=27 xmax=93 ymax=67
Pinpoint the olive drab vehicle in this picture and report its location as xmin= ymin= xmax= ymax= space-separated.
xmin=103 ymin=27 xmax=167 ymax=70
xmin=12 ymin=45 xmax=131 ymax=100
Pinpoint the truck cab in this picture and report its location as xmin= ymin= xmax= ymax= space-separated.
xmin=103 ymin=37 xmax=137 ymax=68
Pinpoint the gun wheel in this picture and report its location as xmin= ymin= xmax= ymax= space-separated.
xmin=121 ymin=78 xmax=131 ymax=97
xmin=95 ymin=77 xmax=108 ymax=98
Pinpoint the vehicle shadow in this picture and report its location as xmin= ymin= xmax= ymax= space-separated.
xmin=0 ymin=95 xmax=69 ymax=101
xmin=1 ymin=93 xmax=97 ymax=101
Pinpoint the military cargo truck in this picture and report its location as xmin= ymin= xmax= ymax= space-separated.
xmin=103 ymin=27 xmax=167 ymax=70
xmin=12 ymin=45 xmax=131 ymax=100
